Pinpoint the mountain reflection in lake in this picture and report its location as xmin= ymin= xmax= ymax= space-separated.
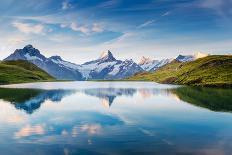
xmin=0 ymin=82 xmax=231 ymax=155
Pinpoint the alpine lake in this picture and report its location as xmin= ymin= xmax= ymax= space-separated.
xmin=0 ymin=81 xmax=231 ymax=155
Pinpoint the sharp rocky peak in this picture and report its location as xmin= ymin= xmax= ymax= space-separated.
xmin=124 ymin=59 xmax=135 ymax=64
xmin=139 ymin=56 xmax=153 ymax=65
xmin=20 ymin=44 xmax=41 ymax=56
xmin=50 ymin=55 xmax=63 ymax=61
xmin=23 ymin=44 xmax=34 ymax=49
xmin=99 ymin=50 xmax=116 ymax=61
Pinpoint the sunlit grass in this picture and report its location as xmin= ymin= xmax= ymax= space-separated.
xmin=128 ymin=55 xmax=232 ymax=87
xmin=0 ymin=60 xmax=55 ymax=85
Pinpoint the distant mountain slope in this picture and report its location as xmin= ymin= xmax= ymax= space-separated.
xmin=0 ymin=60 xmax=54 ymax=84
xmin=127 ymin=55 xmax=232 ymax=87
xmin=175 ymin=52 xmax=208 ymax=62
xmin=139 ymin=56 xmax=173 ymax=71
xmin=4 ymin=45 xmax=211 ymax=81
xmin=79 ymin=50 xmax=143 ymax=80
xmin=4 ymin=45 xmax=83 ymax=80
xmin=4 ymin=45 xmax=143 ymax=80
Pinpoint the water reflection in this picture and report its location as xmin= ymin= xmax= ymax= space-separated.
xmin=83 ymin=88 xmax=137 ymax=107
xmin=0 ymin=82 xmax=231 ymax=155
xmin=0 ymin=86 xmax=231 ymax=113
xmin=0 ymin=88 xmax=76 ymax=114
xmin=172 ymin=87 xmax=232 ymax=112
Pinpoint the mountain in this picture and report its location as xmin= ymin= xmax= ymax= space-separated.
xmin=175 ymin=52 xmax=208 ymax=62
xmin=175 ymin=55 xmax=194 ymax=62
xmin=106 ymin=59 xmax=143 ymax=79
xmin=79 ymin=50 xmax=121 ymax=79
xmin=4 ymin=46 xmax=143 ymax=80
xmin=4 ymin=45 xmax=211 ymax=81
xmin=79 ymin=50 xmax=143 ymax=80
xmin=127 ymin=55 xmax=232 ymax=87
xmin=4 ymin=45 xmax=83 ymax=80
xmin=0 ymin=60 xmax=54 ymax=84
xmin=139 ymin=56 xmax=173 ymax=71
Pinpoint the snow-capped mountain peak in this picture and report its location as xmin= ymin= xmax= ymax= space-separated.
xmin=176 ymin=52 xmax=208 ymax=62
xmin=4 ymin=45 xmax=83 ymax=80
xmin=49 ymin=55 xmax=81 ymax=70
xmin=4 ymin=44 xmax=45 ymax=62
xmin=99 ymin=50 xmax=116 ymax=61
xmin=22 ymin=44 xmax=41 ymax=56
xmin=139 ymin=57 xmax=172 ymax=72
xmin=175 ymin=54 xmax=194 ymax=62
xmin=139 ymin=56 xmax=153 ymax=65
xmin=4 ymin=45 xmax=176 ymax=80
xmin=23 ymin=44 xmax=33 ymax=50
xmin=124 ymin=59 xmax=134 ymax=64
xmin=50 ymin=55 xmax=63 ymax=61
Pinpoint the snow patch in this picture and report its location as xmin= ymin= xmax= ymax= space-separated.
xmin=51 ymin=59 xmax=81 ymax=70
xmin=109 ymin=64 xmax=120 ymax=75
xmin=24 ymin=53 xmax=43 ymax=61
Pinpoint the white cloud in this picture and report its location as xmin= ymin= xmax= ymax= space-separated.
xmin=62 ymin=1 xmax=72 ymax=10
xmin=162 ymin=11 xmax=171 ymax=16
xmin=137 ymin=11 xmax=170 ymax=29
xmin=98 ymin=0 xmax=119 ymax=8
xmin=70 ymin=22 xmax=79 ymax=31
xmin=60 ymin=23 xmax=68 ymax=28
xmin=70 ymin=22 xmax=90 ymax=34
xmin=60 ymin=22 xmax=104 ymax=34
xmin=137 ymin=20 xmax=156 ymax=28
xmin=92 ymin=23 xmax=104 ymax=32
xmin=10 ymin=13 xmax=108 ymax=35
xmin=12 ymin=21 xmax=45 ymax=35
xmin=198 ymin=0 xmax=232 ymax=18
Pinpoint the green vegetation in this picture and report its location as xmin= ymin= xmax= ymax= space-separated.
xmin=0 ymin=88 xmax=43 ymax=103
xmin=171 ymin=86 xmax=232 ymax=112
xmin=0 ymin=60 xmax=55 ymax=85
xmin=128 ymin=55 xmax=232 ymax=87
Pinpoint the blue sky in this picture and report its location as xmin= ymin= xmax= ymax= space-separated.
xmin=0 ymin=0 xmax=231 ymax=63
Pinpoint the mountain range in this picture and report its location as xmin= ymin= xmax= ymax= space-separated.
xmin=128 ymin=55 xmax=232 ymax=87
xmin=4 ymin=45 xmax=208 ymax=80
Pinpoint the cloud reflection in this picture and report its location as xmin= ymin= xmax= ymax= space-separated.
xmin=15 ymin=124 xmax=45 ymax=138
xmin=81 ymin=124 xmax=102 ymax=135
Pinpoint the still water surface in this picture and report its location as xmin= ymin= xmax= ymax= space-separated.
xmin=0 ymin=82 xmax=231 ymax=155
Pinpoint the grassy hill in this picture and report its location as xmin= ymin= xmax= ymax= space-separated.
xmin=127 ymin=55 xmax=232 ymax=87
xmin=0 ymin=60 xmax=55 ymax=85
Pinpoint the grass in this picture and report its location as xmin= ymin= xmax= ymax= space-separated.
xmin=127 ymin=55 xmax=232 ymax=87
xmin=0 ymin=60 xmax=55 ymax=85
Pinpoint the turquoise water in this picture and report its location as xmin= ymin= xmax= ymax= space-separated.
xmin=0 ymin=82 xmax=231 ymax=155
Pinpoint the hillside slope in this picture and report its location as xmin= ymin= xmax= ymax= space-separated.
xmin=0 ymin=60 xmax=55 ymax=84
xmin=127 ymin=55 xmax=232 ymax=87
